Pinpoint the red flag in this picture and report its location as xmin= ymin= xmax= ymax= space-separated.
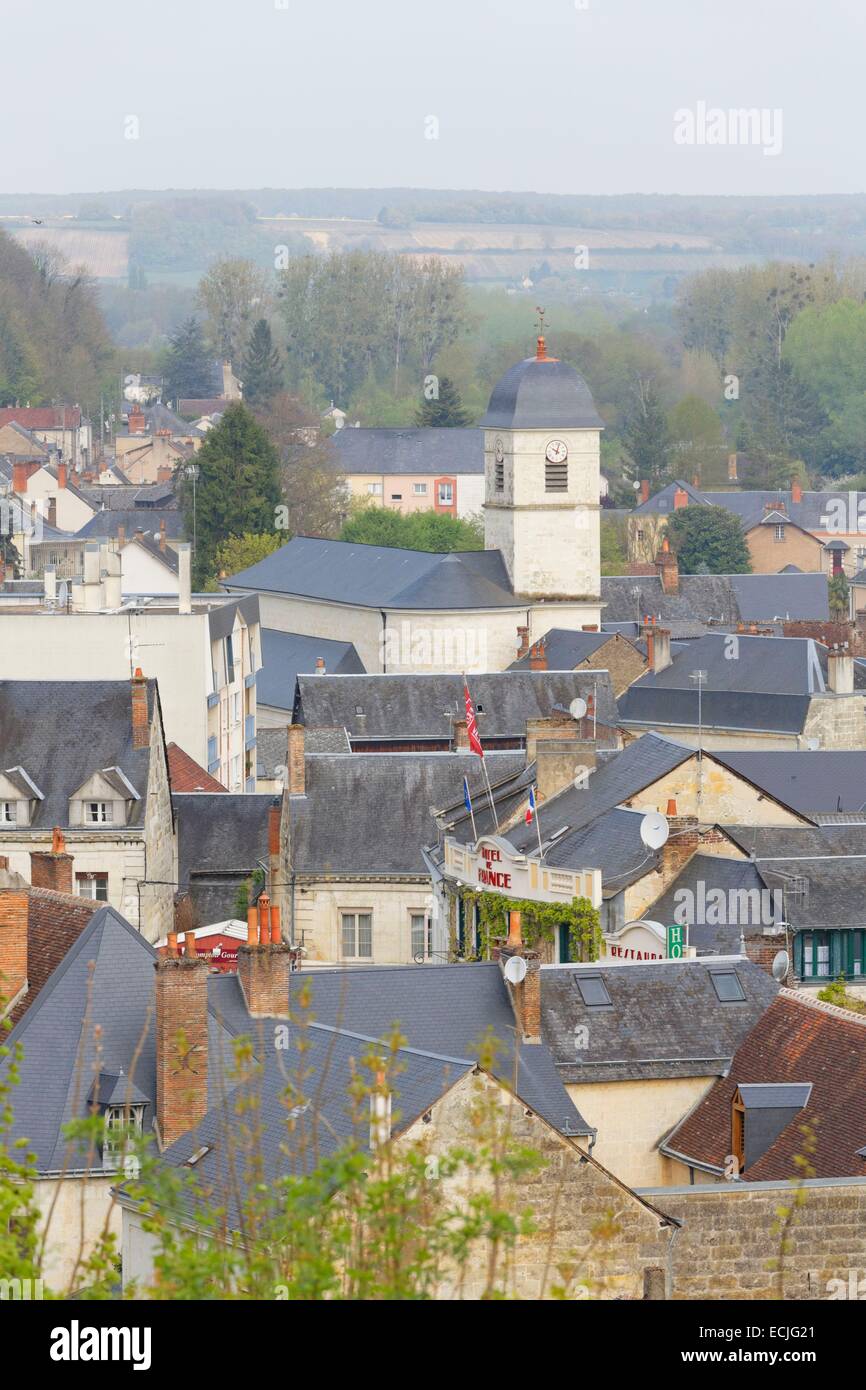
xmin=463 ymin=680 xmax=484 ymax=758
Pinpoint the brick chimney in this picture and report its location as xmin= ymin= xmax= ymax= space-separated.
xmin=535 ymin=739 xmax=597 ymax=801
xmin=499 ymin=912 xmax=541 ymax=1043
xmin=639 ymin=480 xmax=650 ymax=505
xmin=516 ymin=625 xmax=530 ymax=660
xmin=46 ymin=496 xmax=57 ymax=528
xmin=658 ymin=814 xmax=700 ymax=883
xmin=155 ymin=930 xmax=209 ymax=1150
xmin=57 ymin=461 xmax=67 ymax=490
xmin=641 ymin=618 xmax=672 ymax=673
xmin=238 ymin=894 xmax=291 ymax=1017
xmin=452 ymin=718 xmax=469 ymax=751
xmin=528 ymin=640 xmax=547 ymax=671
xmin=129 ymin=406 xmax=146 ymax=435
xmin=673 ymin=486 xmax=689 ymax=511
xmin=156 ymin=465 xmax=173 ymax=484
xmin=655 ymin=537 xmax=679 ymax=595
xmin=268 ymin=802 xmax=281 ymax=893
xmin=287 ymin=724 xmax=305 ymax=795
xmin=12 ymin=461 xmax=30 ymax=494
xmin=30 ymin=828 xmax=73 ymax=894
xmin=791 ymin=478 xmax=802 ymax=505
xmin=131 ymin=669 xmax=149 ymax=749
xmin=0 ymin=888 xmax=29 ymax=1016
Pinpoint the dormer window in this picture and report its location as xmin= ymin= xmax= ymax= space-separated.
xmin=70 ymin=767 xmax=140 ymax=829
xmin=89 ymin=1069 xmax=150 ymax=1172
xmin=0 ymin=767 xmax=44 ymax=829
xmin=88 ymin=801 xmax=112 ymax=824
xmin=104 ymin=1103 xmax=145 ymax=1161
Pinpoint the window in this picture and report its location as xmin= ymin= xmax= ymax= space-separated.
xmin=231 ymin=753 xmax=242 ymax=788
xmin=438 ymin=482 xmax=453 ymax=506
xmin=545 ymin=461 xmax=568 ymax=492
xmin=87 ymin=802 xmax=111 ymax=824
xmin=103 ymin=1103 xmax=145 ymax=1161
xmin=774 ymin=524 xmax=786 ymax=542
xmin=572 ymin=973 xmax=611 ymax=1007
xmin=226 ymin=635 xmax=235 ymax=684
xmin=0 ymin=801 xmax=15 ymax=824
xmin=390 ymin=493 xmax=403 ymax=501
xmin=710 ymin=970 xmax=746 ymax=1002
xmin=367 ymin=482 xmax=382 ymax=495
xmin=342 ymin=912 xmax=372 ymax=959
xmin=411 ymin=912 xmax=432 ymax=961
xmin=413 ymin=483 xmax=427 ymax=495
xmin=76 ymin=872 xmax=109 ymax=901
xmin=494 ymin=461 xmax=504 ymax=492
xmin=233 ymin=692 xmax=242 ymax=724
xmin=636 ymin=528 xmax=645 ymax=542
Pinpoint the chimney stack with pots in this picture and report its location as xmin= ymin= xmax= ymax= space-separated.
xmin=237 ymin=893 xmax=291 ymax=1018
xmin=29 ymin=828 xmax=74 ymax=895
xmin=155 ymin=928 xmax=209 ymax=1149
xmin=499 ymin=911 xmax=541 ymax=1043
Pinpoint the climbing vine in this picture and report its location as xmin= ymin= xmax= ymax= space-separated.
xmin=456 ymin=888 xmax=602 ymax=964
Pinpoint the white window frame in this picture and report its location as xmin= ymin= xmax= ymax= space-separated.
xmin=87 ymin=801 xmax=111 ymax=824
xmin=413 ymin=482 xmax=427 ymax=495
xmin=0 ymin=801 xmax=16 ymax=825
xmin=342 ymin=911 xmax=373 ymax=959
xmin=410 ymin=912 xmax=432 ymax=961
xmin=76 ymin=872 xmax=109 ymax=901
xmin=438 ymin=482 xmax=454 ymax=506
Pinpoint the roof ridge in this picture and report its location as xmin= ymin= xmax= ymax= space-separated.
xmin=777 ymin=986 xmax=866 ymax=1026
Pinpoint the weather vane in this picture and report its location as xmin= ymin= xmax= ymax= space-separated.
xmin=535 ymin=306 xmax=547 ymax=335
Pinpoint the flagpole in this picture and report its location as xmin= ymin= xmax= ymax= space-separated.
xmin=464 ymin=674 xmax=497 ymax=828
xmin=464 ymin=777 xmax=478 ymax=842
xmin=480 ymin=757 xmax=498 ymax=829
xmin=533 ymin=787 xmax=544 ymax=859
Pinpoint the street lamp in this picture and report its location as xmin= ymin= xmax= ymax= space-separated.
xmin=689 ymin=669 xmax=707 ymax=804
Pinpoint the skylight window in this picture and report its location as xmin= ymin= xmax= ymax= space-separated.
xmin=573 ymin=973 xmax=611 ymax=1007
xmin=710 ymin=970 xmax=746 ymax=1003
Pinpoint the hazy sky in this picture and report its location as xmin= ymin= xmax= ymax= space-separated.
xmin=2 ymin=0 xmax=863 ymax=197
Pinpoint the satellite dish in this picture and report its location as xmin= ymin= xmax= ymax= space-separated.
xmin=640 ymin=811 xmax=670 ymax=850
xmin=772 ymin=950 xmax=790 ymax=983
xmin=570 ymin=697 xmax=588 ymax=720
xmin=504 ymin=955 xmax=527 ymax=985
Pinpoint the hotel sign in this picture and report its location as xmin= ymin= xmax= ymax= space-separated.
xmin=443 ymin=835 xmax=601 ymax=908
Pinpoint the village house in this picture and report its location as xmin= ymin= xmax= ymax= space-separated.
xmin=0 ymin=675 xmax=174 ymax=939
xmin=333 ymin=425 xmax=484 ymax=520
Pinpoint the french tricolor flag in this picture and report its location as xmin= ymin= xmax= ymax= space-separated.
xmin=525 ymin=786 xmax=537 ymax=825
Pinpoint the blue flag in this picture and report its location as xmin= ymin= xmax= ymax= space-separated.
xmin=463 ymin=776 xmax=472 ymax=814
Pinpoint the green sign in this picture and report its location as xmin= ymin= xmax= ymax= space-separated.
xmin=666 ymin=924 xmax=685 ymax=959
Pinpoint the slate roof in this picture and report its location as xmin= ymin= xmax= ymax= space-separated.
xmin=76 ymin=484 xmax=178 ymax=511
xmin=258 ymin=629 xmax=365 ymax=712
xmin=643 ymin=854 xmax=776 ymax=955
xmin=600 ymin=572 xmax=829 ymax=637
xmin=542 ymin=958 xmax=778 ymax=1084
xmin=166 ymin=743 xmax=226 ymax=794
xmin=508 ymin=628 xmax=641 ymax=672
xmin=0 ymin=878 xmax=102 ymax=1028
xmin=0 ymin=680 xmax=156 ymax=829
xmin=290 ymin=751 xmax=526 ymax=875
xmin=508 ymin=806 xmax=662 ymax=890
xmin=174 ymin=792 xmax=275 ymax=897
xmin=293 ymin=671 xmax=618 ymax=742
xmin=0 ymin=905 xmax=239 ymax=1173
xmin=634 ymin=479 xmax=866 ymax=537
xmin=76 ymin=509 xmax=185 ymax=540
xmin=332 ymin=427 xmax=483 ymax=476
xmin=714 ymin=752 xmax=866 ymax=816
xmin=223 ymin=536 xmax=517 ymax=609
xmin=289 ymin=963 xmax=590 ymax=1137
xmin=480 ymin=356 xmax=604 ymax=430
xmin=662 ymin=991 xmax=866 ymax=1179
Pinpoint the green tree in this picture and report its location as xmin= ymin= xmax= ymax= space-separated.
xmin=414 ymin=376 xmax=472 ymax=427
xmin=177 ymin=403 xmax=281 ymax=586
xmin=340 ymin=505 xmax=482 ymax=552
xmin=241 ymin=318 xmax=282 ymax=406
xmin=668 ymin=394 xmax=726 ymax=486
xmin=665 ymin=506 xmax=751 ymax=575
xmin=600 ymin=517 xmax=627 ymax=576
xmin=215 ymin=532 xmax=285 ymax=578
xmin=197 ymin=258 xmax=266 ymax=366
xmin=254 ymin=392 xmax=345 ymax=539
xmin=829 ymin=572 xmax=849 ymax=620
xmin=163 ymin=316 xmax=213 ymax=403
xmin=622 ymin=376 xmax=672 ymax=488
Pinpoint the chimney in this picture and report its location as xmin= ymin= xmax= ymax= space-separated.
xmin=791 ymin=478 xmax=802 ymax=505
xmin=176 ymin=541 xmax=191 ymax=615
xmin=157 ymin=465 xmax=173 ymax=484
xmin=659 ymin=815 xmax=700 ymax=882
xmin=652 ymin=626 xmax=671 ymax=673
xmin=639 ymin=480 xmax=650 ymax=505
xmin=287 ymin=724 xmax=305 ymax=795
xmin=117 ymin=524 xmax=126 ymax=547
xmin=159 ymin=519 xmax=166 ymax=553
xmin=655 ymin=537 xmax=679 ymax=595
xmin=315 ymin=656 xmax=326 ymax=674
xmin=0 ymin=888 xmax=29 ymax=1016
xmin=673 ymin=486 xmax=689 ymax=511
xmin=827 ymin=647 xmax=854 ymax=695
xmin=727 ymin=453 xmax=738 ymax=483
xmin=500 ymin=913 xmax=541 ymax=1043
xmin=47 ymin=497 xmax=57 ymax=528
xmin=129 ymin=406 xmax=146 ymax=434
xmin=452 ymin=718 xmax=469 ymax=751
xmin=155 ymin=930 xmax=209 ymax=1149
xmin=528 ymin=640 xmax=548 ymax=672
xmin=131 ymin=668 xmax=149 ymax=749
xmin=536 ymin=739 xmax=597 ymax=801
xmin=516 ymin=625 xmax=530 ymax=660
xmin=268 ymin=802 xmax=281 ymax=892
xmin=57 ymin=461 xmax=67 ymax=490
xmin=237 ymin=894 xmax=292 ymax=1017
xmin=29 ymin=828 xmax=73 ymax=894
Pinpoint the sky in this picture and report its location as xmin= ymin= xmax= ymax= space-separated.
xmin=1 ymin=0 xmax=863 ymax=197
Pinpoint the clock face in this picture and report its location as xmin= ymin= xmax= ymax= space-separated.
xmin=546 ymin=439 xmax=568 ymax=464
xmin=494 ymin=437 xmax=505 ymax=463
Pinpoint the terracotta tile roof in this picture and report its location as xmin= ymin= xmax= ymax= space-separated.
xmin=167 ymin=742 xmax=226 ymax=793
xmin=0 ymin=406 xmax=81 ymax=430
xmin=663 ymin=990 xmax=866 ymax=1180
xmin=6 ymin=887 xmax=102 ymax=1028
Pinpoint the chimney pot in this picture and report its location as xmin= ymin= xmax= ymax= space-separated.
xmin=247 ymin=905 xmax=259 ymax=947
xmin=666 ymin=798 xmax=677 ymax=817
xmin=29 ymin=828 xmax=74 ymax=895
